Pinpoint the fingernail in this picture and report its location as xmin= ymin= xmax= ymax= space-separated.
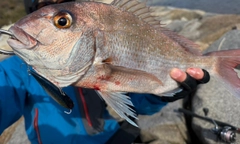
xmin=187 ymin=68 xmax=196 ymax=76
xmin=187 ymin=68 xmax=202 ymax=80
xmin=171 ymin=68 xmax=182 ymax=79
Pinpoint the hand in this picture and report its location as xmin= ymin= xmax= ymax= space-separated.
xmin=161 ymin=68 xmax=210 ymax=102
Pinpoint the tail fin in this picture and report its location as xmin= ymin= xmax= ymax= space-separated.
xmin=205 ymin=49 xmax=240 ymax=98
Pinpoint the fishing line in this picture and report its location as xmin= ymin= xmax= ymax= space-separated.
xmin=0 ymin=49 xmax=15 ymax=55
xmin=0 ymin=29 xmax=15 ymax=55
xmin=64 ymin=109 xmax=72 ymax=114
xmin=217 ymin=37 xmax=226 ymax=51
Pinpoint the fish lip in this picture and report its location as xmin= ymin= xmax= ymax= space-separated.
xmin=7 ymin=26 xmax=38 ymax=50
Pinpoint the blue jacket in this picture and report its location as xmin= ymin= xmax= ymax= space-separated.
xmin=0 ymin=56 xmax=167 ymax=144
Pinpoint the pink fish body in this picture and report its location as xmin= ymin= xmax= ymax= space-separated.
xmin=7 ymin=0 xmax=240 ymax=126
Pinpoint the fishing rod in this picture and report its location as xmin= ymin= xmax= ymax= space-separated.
xmin=0 ymin=29 xmax=15 ymax=55
xmin=177 ymin=108 xmax=239 ymax=143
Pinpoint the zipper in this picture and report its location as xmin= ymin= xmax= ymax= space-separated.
xmin=33 ymin=108 xmax=42 ymax=144
xmin=78 ymin=88 xmax=93 ymax=127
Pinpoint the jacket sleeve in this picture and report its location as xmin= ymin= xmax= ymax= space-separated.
xmin=129 ymin=93 xmax=168 ymax=115
xmin=0 ymin=56 xmax=29 ymax=134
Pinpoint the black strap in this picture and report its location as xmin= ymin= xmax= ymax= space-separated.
xmin=161 ymin=94 xmax=187 ymax=102
xmin=197 ymin=69 xmax=210 ymax=84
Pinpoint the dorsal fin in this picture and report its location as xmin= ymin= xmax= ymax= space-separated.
xmin=110 ymin=0 xmax=201 ymax=55
xmin=160 ymin=27 xmax=201 ymax=55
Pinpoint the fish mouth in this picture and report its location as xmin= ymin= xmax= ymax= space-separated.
xmin=7 ymin=26 xmax=38 ymax=50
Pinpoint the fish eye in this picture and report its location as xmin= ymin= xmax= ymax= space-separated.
xmin=53 ymin=11 xmax=72 ymax=29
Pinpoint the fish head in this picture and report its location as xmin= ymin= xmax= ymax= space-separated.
xmin=7 ymin=2 xmax=99 ymax=87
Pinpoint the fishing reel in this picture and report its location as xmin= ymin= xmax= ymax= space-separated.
xmin=202 ymin=108 xmax=236 ymax=143
xmin=211 ymin=123 xmax=236 ymax=143
xmin=218 ymin=126 xmax=236 ymax=143
xmin=177 ymin=108 xmax=239 ymax=143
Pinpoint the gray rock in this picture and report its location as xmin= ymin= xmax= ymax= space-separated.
xmin=196 ymin=15 xmax=240 ymax=48
xmin=165 ymin=20 xmax=188 ymax=33
xmin=178 ymin=19 xmax=202 ymax=40
xmin=6 ymin=119 xmax=30 ymax=144
xmin=138 ymin=100 xmax=189 ymax=144
xmin=204 ymin=30 xmax=240 ymax=53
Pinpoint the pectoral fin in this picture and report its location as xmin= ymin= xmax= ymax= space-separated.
xmin=160 ymin=88 xmax=183 ymax=97
xmin=97 ymin=91 xmax=138 ymax=127
xmin=93 ymin=63 xmax=163 ymax=93
xmin=89 ymin=63 xmax=164 ymax=127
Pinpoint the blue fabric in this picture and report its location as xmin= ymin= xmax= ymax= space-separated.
xmin=130 ymin=93 xmax=168 ymax=115
xmin=0 ymin=56 xmax=168 ymax=144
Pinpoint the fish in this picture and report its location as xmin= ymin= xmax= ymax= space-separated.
xmin=29 ymin=69 xmax=74 ymax=110
xmin=6 ymin=0 xmax=240 ymax=126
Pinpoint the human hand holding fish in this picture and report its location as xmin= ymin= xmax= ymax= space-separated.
xmin=2 ymin=0 xmax=240 ymax=127
xmin=160 ymin=68 xmax=209 ymax=102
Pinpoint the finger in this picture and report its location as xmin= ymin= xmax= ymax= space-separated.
xmin=197 ymin=69 xmax=210 ymax=84
xmin=170 ymin=68 xmax=187 ymax=83
xmin=186 ymin=67 xmax=204 ymax=80
xmin=186 ymin=68 xmax=210 ymax=84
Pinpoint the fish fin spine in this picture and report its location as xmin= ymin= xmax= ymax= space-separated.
xmin=97 ymin=91 xmax=139 ymax=127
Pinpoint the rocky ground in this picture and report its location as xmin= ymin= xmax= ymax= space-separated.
xmin=1 ymin=0 xmax=240 ymax=144
xmin=0 ymin=0 xmax=25 ymax=28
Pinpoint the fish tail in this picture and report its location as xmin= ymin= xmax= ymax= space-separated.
xmin=206 ymin=49 xmax=240 ymax=98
